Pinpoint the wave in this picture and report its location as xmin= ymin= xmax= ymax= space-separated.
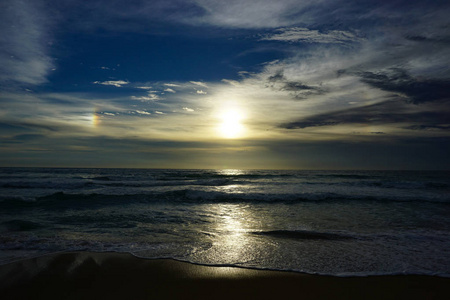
xmin=0 ymin=189 xmax=448 ymax=211
xmin=98 ymin=178 xmax=245 ymax=188
xmin=1 ymin=182 xmax=90 ymax=190
xmin=1 ymin=246 xmax=447 ymax=278
xmin=168 ymin=256 xmax=450 ymax=278
xmin=0 ymin=178 xmax=247 ymax=190
xmin=363 ymin=180 xmax=450 ymax=190
xmin=0 ymin=220 xmax=44 ymax=232
xmin=317 ymin=174 xmax=375 ymax=179
xmin=91 ymin=176 xmax=112 ymax=181
xmin=2 ymin=174 xmax=448 ymax=193
xmin=252 ymin=230 xmax=356 ymax=240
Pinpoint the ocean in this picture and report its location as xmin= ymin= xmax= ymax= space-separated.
xmin=0 ymin=168 xmax=449 ymax=277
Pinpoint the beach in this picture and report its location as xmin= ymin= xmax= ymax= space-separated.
xmin=1 ymin=252 xmax=449 ymax=300
xmin=1 ymin=169 xmax=449 ymax=299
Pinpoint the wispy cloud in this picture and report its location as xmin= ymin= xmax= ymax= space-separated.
xmin=190 ymin=0 xmax=320 ymax=28
xmin=131 ymin=93 xmax=161 ymax=101
xmin=190 ymin=81 xmax=208 ymax=88
xmin=93 ymin=80 xmax=129 ymax=87
xmin=261 ymin=27 xmax=363 ymax=44
xmin=0 ymin=0 xmax=54 ymax=86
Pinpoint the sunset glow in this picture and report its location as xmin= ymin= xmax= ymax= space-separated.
xmin=0 ymin=0 xmax=448 ymax=169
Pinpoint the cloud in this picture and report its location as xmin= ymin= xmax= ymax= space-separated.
xmin=0 ymin=0 xmax=54 ymax=86
xmin=135 ymin=110 xmax=151 ymax=115
xmin=93 ymin=80 xmax=129 ymax=87
xmin=222 ymin=79 xmax=240 ymax=86
xmin=261 ymin=27 xmax=363 ymax=44
xmin=190 ymin=0 xmax=321 ymax=28
xmin=405 ymin=125 xmax=450 ymax=131
xmin=190 ymin=81 xmax=208 ymax=88
xmin=2 ymin=0 xmax=449 ymax=170
xmin=280 ymin=100 xmax=450 ymax=129
xmin=266 ymin=71 xmax=325 ymax=99
xmin=350 ymin=68 xmax=450 ymax=104
xmin=131 ymin=93 xmax=161 ymax=101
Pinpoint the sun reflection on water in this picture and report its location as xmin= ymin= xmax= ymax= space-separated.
xmin=216 ymin=169 xmax=246 ymax=176
xmin=202 ymin=203 xmax=261 ymax=264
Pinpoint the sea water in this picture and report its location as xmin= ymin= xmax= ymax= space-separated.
xmin=0 ymin=168 xmax=449 ymax=277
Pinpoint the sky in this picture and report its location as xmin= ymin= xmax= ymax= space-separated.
xmin=0 ymin=0 xmax=449 ymax=170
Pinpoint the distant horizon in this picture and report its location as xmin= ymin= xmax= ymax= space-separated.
xmin=1 ymin=165 xmax=449 ymax=172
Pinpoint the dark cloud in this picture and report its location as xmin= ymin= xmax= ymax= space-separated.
xmin=405 ymin=35 xmax=428 ymax=42
xmin=3 ymin=132 xmax=448 ymax=170
xmin=267 ymin=71 xmax=285 ymax=82
xmin=263 ymin=136 xmax=450 ymax=170
xmin=405 ymin=35 xmax=450 ymax=44
xmin=0 ymin=122 xmax=26 ymax=132
xmin=13 ymin=134 xmax=45 ymax=141
xmin=267 ymin=71 xmax=325 ymax=99
xmin=353 ymin=68 xmax=450 ymax=104
xmin=1 ymin=134 xmax=46 ymax=145
xmin=405 ymin=125 xmax=450 ymax=131
xmin=13 ymin=122 xmax=60 ymax=133
xmin=0 ymin=121 xmax=59 ymax=135
xmin=280 ymin=100 xmax=450 ymax=129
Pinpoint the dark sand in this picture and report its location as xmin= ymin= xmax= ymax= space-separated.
xmin=0 ymin=252 xmax=449 ymax=300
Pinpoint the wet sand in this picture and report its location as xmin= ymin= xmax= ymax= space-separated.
xmin=0 ymin=252 xmax=449 ymax=299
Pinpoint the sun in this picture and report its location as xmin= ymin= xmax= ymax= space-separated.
xmin=218 ymin=108 xmax=245 ymax=138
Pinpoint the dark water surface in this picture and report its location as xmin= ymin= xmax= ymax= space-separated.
xmin=1 ymin=168 xmax=449 ymax=276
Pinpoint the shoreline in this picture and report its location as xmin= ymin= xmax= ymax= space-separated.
xmin=1 ymin=252 xmax=449 ymax=299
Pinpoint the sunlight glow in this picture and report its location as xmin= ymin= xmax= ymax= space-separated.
xmin=218 ymin=108 xmax=245 ymax=138
xmin=92 ymin=113 xmax=100 ymax=127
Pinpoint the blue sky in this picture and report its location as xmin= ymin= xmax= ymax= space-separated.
xmin=1 ymin=0 xmax=449 ymax=169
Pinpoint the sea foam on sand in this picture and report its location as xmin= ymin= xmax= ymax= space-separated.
xmin=0 ymin=252 xmax=449 ymax=300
